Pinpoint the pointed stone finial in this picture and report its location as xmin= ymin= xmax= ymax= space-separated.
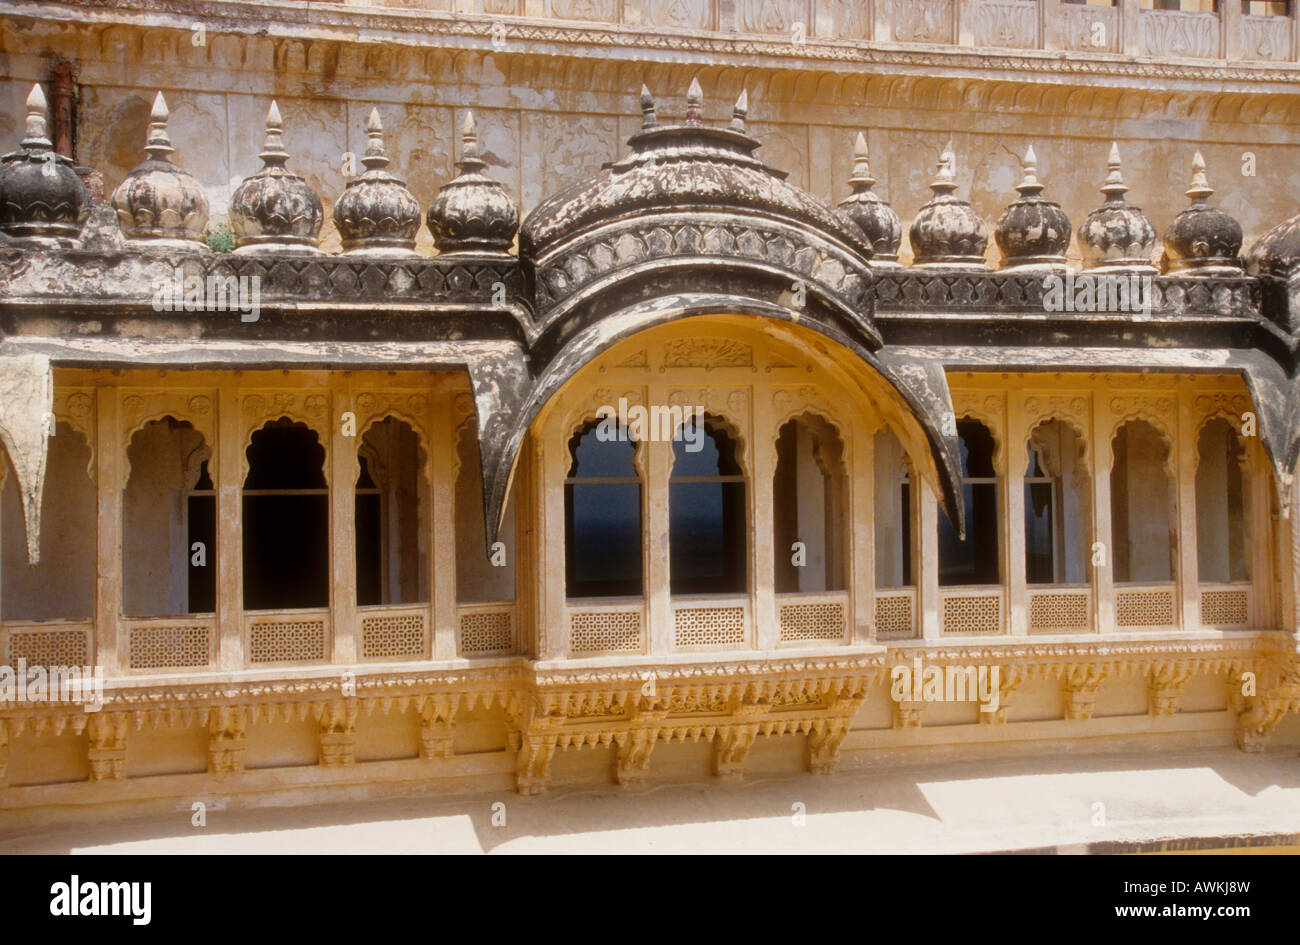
xmin=1186 ymin=150 xmax=1213 ymax=202
xmin=1101 ymin=141 xmax=1128 ymax=199
xmin=730 ymin=89 xmax=748 ymax=132
xmin=23 ymin=84 xmax=50 ymax=146
xmin=640 ymin=85 xmax=657 ymax=129
xmin=685 ymin=77 xmax=704 ymax=124
xmin=930 ymin=139 xmax=956 ymax=194
xmin=848 ymin=132 xmax=875 ymax=190
xmin=1015 ymin=144 xmax=1041 ymax=195
xmin=362 ymin=107 xmax=390 ymax=169
xmin=259 ymin=99 xmax=288 ymax=166
xmin=461 ymin=109 xmax=480 ymax=161
xmin=144 ymin=91 xmax=175 ymax=161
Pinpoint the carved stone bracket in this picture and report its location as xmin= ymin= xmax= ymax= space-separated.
xmin=1234 ymin=650 xmax=1300 ymax=751
xmin=978 ymin=665 xmax=1023 ymax=725
xmin=893 ymin=698 xmax=924 ymax=729
xmin=208 ymin=705 xmax=249 ymax=774
xmin=318 ymin=699 xmax=359 ymax=767
xmin=1147 ymin=665 xmax=1193 ymax=716
xmin=419 ymin=695 xmax=457 ymax=761
xmin=713 ymin=720 xmax=761 ymax=781
xmin=87 ymin=712 xmax=129 ymax=781
xmin=1061 ymin=665 xmax=1108 ymax=720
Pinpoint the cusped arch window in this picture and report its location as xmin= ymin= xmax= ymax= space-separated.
xmin=1111 ymin=420 xmax=1175 ymax=583
xmin=774 ymin=414 xmax=846 ymax=593
xmin=939 ymin=419 xmax=1000 ymax=586
xmin=565 ymin=419 xmax=643 ymax=599
xmin=670 ymin=414 xmax=746 ymax=596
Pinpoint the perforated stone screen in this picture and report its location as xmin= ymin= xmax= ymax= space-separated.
xmin=941 ymin=595 xmax=1002 ymax=635
xmin=127 ymin=624 xmax=211 ymax=670
xmin=1200 ymin=588 xmax=1249 ymax=627
xmin=1028 ymin=592 xmax=1090 ymax=633
xmin=778 ymin=601 xmax=846 ymax=642
xmin=361 ymin=612 xmax=426 ymax=660
xmin=460 ymin=610 xmax=514 ymax=654
xmin=247 ymin=618 xmax=327 ymax=663
xmin=1114 ymin=589 xmax=1176 ymax=628
xmin=875 ymin=593 xmax=915 ymax=639
xmin=570 ymin=610 xmax=642 ymax=653
xmin=674 ymin=606 xmax=745 ymax=647
xmin=7 ymin=628 xmax=90 ymax=667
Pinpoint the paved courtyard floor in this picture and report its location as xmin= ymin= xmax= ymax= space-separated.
xmin=3 ymin=747 xmax=1299 ymax=854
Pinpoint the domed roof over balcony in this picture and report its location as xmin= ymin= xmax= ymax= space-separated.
xmin=521 ymin=81 xmax=871 ymax=260
xmin=518 ymin=80 xmax=875 ymax=340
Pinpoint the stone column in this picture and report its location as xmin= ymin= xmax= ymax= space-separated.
xmin=1221 ymin=0 xmax=1242 ymax=60
xmin=215 ymin=387 xmax=243 ymax=670
xmin=94 ymin=387 xmax=122 ymax=675
xmin=1118 ymin=0 xmax=1141 ymax=57
xmin=330 ymin=382 xmax=358 ymax=664
xmin=1090 ymin=393 xmax=1115 ymax=634
xmin=851 ymin=419 xmax=876 ymax=644
xmin=1175 ymin=391 xmax=1199 ymax=631
xmin=1006 ymin=396 xmax=1028 ymax=636
xmin=645 ymin=435 xmax=673 ymax=656
xmin=920 ymin=485 xmax=941 ymax=639
xmin=752 ymin=391 xmax=778 ymax=651
xmin=430 ymin=391 xmax=460 ymax=661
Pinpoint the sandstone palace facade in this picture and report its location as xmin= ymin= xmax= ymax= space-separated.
xmin=1 ymin=0 xmax=1300 ymax=823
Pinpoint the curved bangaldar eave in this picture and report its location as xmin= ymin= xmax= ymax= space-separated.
xmin=478 ymin=301 xmax=967 ymax=549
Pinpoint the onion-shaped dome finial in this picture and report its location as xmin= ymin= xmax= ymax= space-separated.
xmin=427 ymin=110 xmax=519 ymax=254
xmin=110 ymin=91 xmax=210 ymax=248
xmin=228 ymin=100 xmax=324 ymax=255
xmin=1161 ymin=151 xmax=1242 ymax=274
xmin=994 ymin=144 xmax=1071 ymax=269
xmin=837 ymin=131 xmax=901 ymax=265
xmin=332 ymin=107 xmax=422 ymax=256
xmin=907 ymin=140 xmax=988 ymax=267
xmin=1078 ymin=142 xmax=1156 ymax=271
xmin=0 ymin=83 xmax=89 ymax=244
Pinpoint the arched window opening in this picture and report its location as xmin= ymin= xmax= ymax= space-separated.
xmin=123 ymin=416 xmax=215 ymax=616
xmin=774 ymin=415 xmax=846 ymax=593
xmin=874 ymin=428 xmax=913 ymax=588
xmin=1 ymin=422 xmax=95 ymax=621
xmin=1196 ymin=417 xmax=1248 ymax=583
xmin=1111 ymin=420 xmax=1175 ymax=583
xmin=670 ymin=415 xmax=746 ymax=596
xmin=939 ymin=419 xmax=1000 ymax=586
xmin=565 ymin=420 xmax=642 ymax=599
xmin=456 ymin=422 xmax=516 ymax=603
xmin=243 ymin=419 xmax=328 ymax=610
xmin=356 ymin=417 xmax=428 ymax=606
xmin=1025 ymin=420 xmax=1090 ymax=585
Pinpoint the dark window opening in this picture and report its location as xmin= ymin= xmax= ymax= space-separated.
xmin=773 ymin=416 xmax=846 ymax=593
xmin=939 ymin=419 xmax=1000 ymax=586
xmin=243 ymin=419 xmax=329 ymax=610
xmin=565 ymin=420 xmax=643 ymax=598
xmin=187 ymin=459 xmax=216 ymax=614
xmin=670 ymin=416 xmax=746 ymax=596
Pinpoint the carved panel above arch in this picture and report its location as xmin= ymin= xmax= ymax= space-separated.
xmin=238 ymin=391 xmax=332 ymax=481
xmin=1107 ymin=393 xmax=1176 ymax=441
xmin=52 ymin=389 xmax=95 ymax=447
xmin=120 ymin=390 xmax=217 ymax=451
xmin=661 ymin=338 xmax=754 ymax=371
xmin=950 ymin=390 xmax=1006 ymax=474
xmin=1022 ymin=394 xmax=1090 ymax=440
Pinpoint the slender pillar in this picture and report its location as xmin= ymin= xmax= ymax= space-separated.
xmin=330 ymin=381 xmax=357 ymax=663
xmin=752 ymin=393 xmax=778 ymax=651
xmin=645 ymin=434 xmax=672 ymax=656
xmin=920 ymin=485 xmax=941 ymax=639
xmin=215 ymin=386 xmax=243 ymax=669
xmin=430 ymin=391 xmax=459 ymax=660
xmin=1090 ymin=393 xmax=1115 ymax=634
xmin=851 ymin=420 xmax=875 ymax=644
xmin=539 ymin=433 xmax=568 ymax=659
xmin=94 ymin=386 xmax=122 ymax=674
xmin=1006 ymin=397 xmax=1028 ymax=636
xmin=1175 ymin=391 xmax=1199 ymax=631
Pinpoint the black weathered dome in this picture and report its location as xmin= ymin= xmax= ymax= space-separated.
xmin=1161 ymin=152 xmax=1242 ymax=274
xmin=229 ymin=101 xmax=323 ymax=255
xmin=908 ymin=142 xmax=988 ymax=267
xmin=0 ymin=84 xmax=88 ymax=244
xmin=837 ymin=132 xmax=901 ymax=265
xmin=1246 ymin=213 xmax=1300 ymax=279
xmin=333 ymin=108 xmax=421 ymax=256
xmin=1078 ymin=142 xmax=1156 ymax=271
xmin=520 ymin=81 xmax=872 ymax=261
xmin=427 ymin=111 xmax=518 ymax=254
xmin=110 ymin=92 xmax=209 ymax=247
xmin=995 ymin=145 xmax=1070 ymax=269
